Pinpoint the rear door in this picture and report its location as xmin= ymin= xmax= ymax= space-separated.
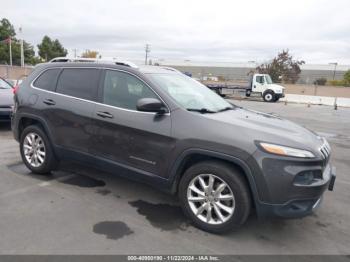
xmin=90 ymin=69 xmax=174 ymax=177
xmin=41 ymin=67 xmax=101 ymax=154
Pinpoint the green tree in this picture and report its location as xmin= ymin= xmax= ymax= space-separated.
xmin=344 ymin=70 xmax=350 ymax=85
xmin=256 ymin=50 xmax=305 ymax=84
xmin=37 ymin=35 xmax=67 ymax=61
xmin=81 ymin=49 xmax=99 ymax=58
xmin=0 ymin=18 xmax=38 ymax=65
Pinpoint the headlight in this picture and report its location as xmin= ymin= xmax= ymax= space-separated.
xmin=259 ymin=142 xmax=315 ymax=158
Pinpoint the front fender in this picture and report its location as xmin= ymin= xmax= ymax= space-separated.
xmin=168 ymin=148 xmax=260 ymax=203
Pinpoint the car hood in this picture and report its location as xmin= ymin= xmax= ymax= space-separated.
xmin=203 ymin=107 xmax=323 ymax=152
xmin=0 ymin=88 xmax=14 ymax=106
xmin=270 ymin=84 xmax=285 ymax=91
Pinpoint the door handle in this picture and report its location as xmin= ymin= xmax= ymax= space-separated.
xmin=43 ymin=99 xmax=56 ymax=106
xmin=96 ymin=111 xmax=114 ymax=119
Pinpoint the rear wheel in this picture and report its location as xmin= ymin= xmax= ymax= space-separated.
xmin=20 ymin=125 xmax=58 ymax=174
xmin=179 ymin=161 xmax=251 ymax=233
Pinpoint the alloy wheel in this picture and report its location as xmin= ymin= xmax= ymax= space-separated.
xmin=23 ymin=132 xmax=46 ymax=168
xmin=187 ymin=174 xmax=235 ymax=225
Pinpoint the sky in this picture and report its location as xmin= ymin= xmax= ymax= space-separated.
xmin=2 ymin=0 xmax=350 ymax=64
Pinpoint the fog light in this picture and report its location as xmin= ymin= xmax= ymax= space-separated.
xmin=294 ymin=170 xmax=321 ymax=185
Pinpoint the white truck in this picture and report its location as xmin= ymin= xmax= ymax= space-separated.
xmin=205 ymin=73 xmax=285 ymax=102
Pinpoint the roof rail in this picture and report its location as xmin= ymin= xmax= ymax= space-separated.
xmin=48 ymin=57 xmax=138 ymax=68
xmin=160 ymin=66 xmax=181 ymax=73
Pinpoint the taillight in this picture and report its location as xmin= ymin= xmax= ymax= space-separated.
xmin=13 ymin=85 xmax=19 ymax=94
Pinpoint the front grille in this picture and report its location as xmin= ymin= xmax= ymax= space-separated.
xmin=319 ymin=141 xmax=331 ymax=162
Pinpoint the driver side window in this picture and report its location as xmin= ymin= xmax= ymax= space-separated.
xmin=102 ymin=70 xmax=158 ymax=110
xmin=256 ymin=76 xmax=264 ymax=84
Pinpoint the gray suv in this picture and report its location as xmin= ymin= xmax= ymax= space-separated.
xmin=11 ymin=62 xmax=336 ymax=233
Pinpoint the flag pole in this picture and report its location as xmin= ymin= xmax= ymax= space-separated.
xmin=9 ymin=37 xmax=12 ymax=66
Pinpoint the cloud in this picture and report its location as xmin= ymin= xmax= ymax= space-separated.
xmin=2 ymin=0 xmax=350 ymax=64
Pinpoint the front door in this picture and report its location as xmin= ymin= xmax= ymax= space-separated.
xmin=253 ymin=75 xmax=265 ymax=93
xmin=91 ymin=69 xmax=174 ymax=177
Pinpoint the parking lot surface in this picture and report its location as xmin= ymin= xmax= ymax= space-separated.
xmin=0 ymin=100 xmax=349 ymax=255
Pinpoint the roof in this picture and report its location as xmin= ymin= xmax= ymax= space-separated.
xmin=36 ymin=62 xmax=181 ymax=76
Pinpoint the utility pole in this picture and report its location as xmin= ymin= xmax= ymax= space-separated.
xmin=145 ymin=44 xmax=150 ymax=65
xmin=19 ymin=27 xmax=24 ymax=67
xmin=73 ymin=48 xmax=78 ymax=58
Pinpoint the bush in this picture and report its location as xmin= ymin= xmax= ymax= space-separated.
xmin=314 ymin=78 xmax=327 ymax=85
xmin=327 ymin=80 xmax=350 ymax=87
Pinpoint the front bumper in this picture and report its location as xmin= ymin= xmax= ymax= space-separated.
xmin=259 ymin=167 xmax=335 ymax=218
xmin=248 ymin=150 xmax=336 ymax=218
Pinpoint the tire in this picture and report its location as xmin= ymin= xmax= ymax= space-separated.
xmin=246 ymin=90 xmax=251 ymax=97
xmin=20 ymin=125 xmax=58 ymax=174
xmin=263 ymin=90 xmax=275 ymax=102
xmin=178 ymin=161 xmax=251 ymax=234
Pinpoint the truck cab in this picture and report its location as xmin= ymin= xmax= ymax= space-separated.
xmin=248 ymin=74 xmax=285 ymax=102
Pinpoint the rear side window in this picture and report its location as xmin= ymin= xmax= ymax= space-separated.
xmin=33 ymin=69 xmax=61 ymax=91
xmin=56 ymin=68 xmax=100 ymax=101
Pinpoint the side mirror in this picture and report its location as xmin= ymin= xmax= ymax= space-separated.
xmin=136 ymin=98 xmax=167 ymax=113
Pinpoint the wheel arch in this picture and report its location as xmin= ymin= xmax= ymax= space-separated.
xmin=262 ymin=89 xmax=275 ymax=96
xmin=169 ymin=149 xmax=260 ymax=207
xmin=16 ymin=113 xmax=56 ymax=151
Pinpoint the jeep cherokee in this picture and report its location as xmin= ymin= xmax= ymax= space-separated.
xmin=11 ymin=61 xmax=336 ymax=233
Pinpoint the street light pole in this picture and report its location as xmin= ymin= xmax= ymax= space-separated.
xmin=19 ymin=27 xmax=24 ymax=67
xmin=9 ymin=37 xmax=12 ymax=66
xmin=145 ymin=44 xmax=150 ymax=65
xmin=329 ymin=62 xmax=338 ymax=80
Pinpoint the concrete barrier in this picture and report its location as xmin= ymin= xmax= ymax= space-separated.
xmin=281 ymin=94 xmax=350 ymax=108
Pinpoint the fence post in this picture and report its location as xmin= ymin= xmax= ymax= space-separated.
xmin=334 ymin=97 xmax=338 ymax=110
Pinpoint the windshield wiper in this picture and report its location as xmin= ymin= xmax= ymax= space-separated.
xmin=217 ymin=106 xmax=234 ymax=112
xmin=187 ymin=108 xmax=216 ymax=114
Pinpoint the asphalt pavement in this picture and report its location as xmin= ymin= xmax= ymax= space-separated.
xmin=0 ymin=100 xmax=349 ymax=255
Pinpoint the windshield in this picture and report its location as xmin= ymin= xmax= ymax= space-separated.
xmin=0 ymin=78 xmax=13 ymax=89
xmin=265 ymin=75 xmax=273 ymax=84
xmin=148 ymin=73 xmax=232 ymax=112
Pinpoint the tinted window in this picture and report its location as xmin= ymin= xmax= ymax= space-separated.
xmin=56 ymin=68 xmax=100 ymax=100
xmin=33 ymin=69 xmax=60 ymax=91
xmin=102 ymin=70 xmax=158 ymax=110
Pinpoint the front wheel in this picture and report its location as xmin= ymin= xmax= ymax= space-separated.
xmin=179 ymin=161 xmax=251 ymax=233
xmin=263 ymin=91 xmax=275 ymax=102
